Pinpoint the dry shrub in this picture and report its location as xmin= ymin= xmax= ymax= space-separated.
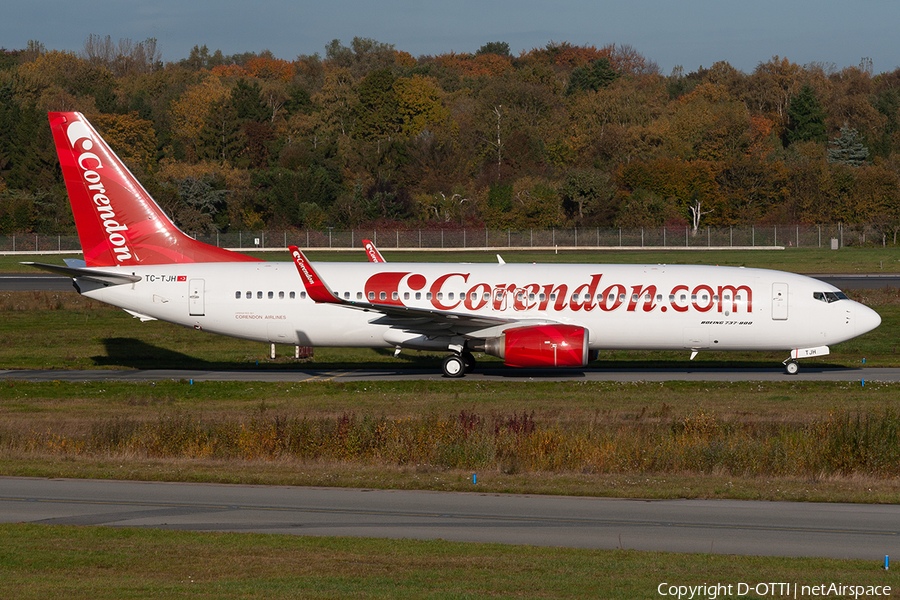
xmin=16 ymin=408 xmax=900 ymax=479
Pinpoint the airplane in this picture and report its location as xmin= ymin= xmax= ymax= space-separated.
xmin=28 ymin=111 xmax=882 ymax=377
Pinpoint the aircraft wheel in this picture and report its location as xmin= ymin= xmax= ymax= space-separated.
xmin=442 ymin=354 xmax=466 ymax=378
xmin=785 ymin=360 xmax=799 ymax=375
xmin=462 ymin=351 xmax=476 ymax=373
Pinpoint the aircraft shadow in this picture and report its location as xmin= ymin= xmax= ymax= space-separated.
xmin=92 ymin=338 xmax=855 ymax=374
xmin=92 ymin=339 xmax=445 ymax=371
xmin=92 ymin=338 xmax=233 ymax=370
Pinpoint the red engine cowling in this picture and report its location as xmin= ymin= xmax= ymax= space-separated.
xmin=484 ymin=324 xmax=590 ymax=368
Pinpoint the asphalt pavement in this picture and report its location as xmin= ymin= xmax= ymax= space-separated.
xmin=1 ymin=477 xmax=896 ymax=559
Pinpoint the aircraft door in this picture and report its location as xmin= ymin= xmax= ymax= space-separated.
xmin=771 ymin=282 xmax=788 ymax=320
xmin=189 ymin=278 xmax=205 ymax=316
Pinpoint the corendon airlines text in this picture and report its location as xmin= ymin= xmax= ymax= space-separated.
xmin=364 ymin=272 xmax=753 ymax=314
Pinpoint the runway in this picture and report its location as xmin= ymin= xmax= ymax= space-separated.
xmin=1 ymin=366 xmax=897 ymax=383
xmin=1 ymin=477 xmax=895 ymax=559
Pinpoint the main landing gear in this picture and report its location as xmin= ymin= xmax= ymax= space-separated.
xmin=442 ymin=351 xmax=476 ymax=378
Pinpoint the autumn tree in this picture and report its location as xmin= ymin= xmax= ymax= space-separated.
xmin=353 ymin=68 xmax=400 ymax=141
xmin=618 ymin=157 xmax=722 ymax=233
xmin=170 ymin=76 xmax=230 ymax=161
xmin=663 ymin=83 xmax=749 ymax=161
xmin=325 ymin=37 xmax=396 ymax=78
xmin=560 ymin=169 xmax=616 ymax=224
xmin=745 ymin=56 xmax=803 ymax=127
xmin=91 ymin=112 xmax=159 ymax=174
xmin=312 ymin=67 xmax=357 ymax=138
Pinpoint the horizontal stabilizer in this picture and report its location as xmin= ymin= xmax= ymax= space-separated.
xmin=23 ymin=262 xmax=142 ymax=286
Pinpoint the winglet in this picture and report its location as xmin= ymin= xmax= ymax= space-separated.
xmin=362 ymin=239 xmax=386 ymax=263
xmin=289 ymin=246 xmax=342 ymax=304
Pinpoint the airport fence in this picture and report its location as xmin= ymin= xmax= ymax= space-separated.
xmin=0 ymin=224 xmax=888 ymax=254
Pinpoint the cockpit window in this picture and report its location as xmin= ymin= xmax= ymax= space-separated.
xmin=813 ymin=291 xmax=848 ymax=303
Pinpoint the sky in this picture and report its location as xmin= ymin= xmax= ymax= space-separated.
xmin=5 ymin=0 xmax=900 ymax=75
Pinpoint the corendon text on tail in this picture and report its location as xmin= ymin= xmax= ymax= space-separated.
xmin=33 ymin=111 xmax=881 ymax=378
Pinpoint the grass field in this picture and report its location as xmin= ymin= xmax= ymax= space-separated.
xmin=4 ymin=523 xmax=895 ymax=600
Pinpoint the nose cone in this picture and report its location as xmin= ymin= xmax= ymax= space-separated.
xmin=856 ymin=303 xmax=882 ymax=336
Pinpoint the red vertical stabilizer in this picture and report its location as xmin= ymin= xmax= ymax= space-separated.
xmin=48 ymin=112 xmax=261 ymax=266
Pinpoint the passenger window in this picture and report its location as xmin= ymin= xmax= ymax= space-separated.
xmin=392 ymin=291 xmax=399 ymax=300
xmin=245 ymin=291 xmax=251 ymax=299
xmin=357 ymin=292 xmax=363 ymax=300
xmin=279 ymin=291 xmax=285 ymax=299
xmin=416 ymin=292 xmax=422 ymax=300
xmin=235 ymin=291 xmax=241 ymax=299
xmin=268 ymin=291 xmax=274 ymax=299
xmin=344 ymin=292 xmax=350 ymax=299
xmin=257 ymin=291 xmax=263 ymax=299
xmin=300 ymin=292 xmax=306 ymax=299
xmin=379 ymin=292 xmax=386 ymax=300
xmin=290 ymin=291 xmax=295 ymax=299
xmin=368 ymin=292 xmax=375 ymax=300
xmin=404 ymin=292 xmax=410 ymax=300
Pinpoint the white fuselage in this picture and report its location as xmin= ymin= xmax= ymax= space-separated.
xmin=75 ymin=261 xmax=880 ymax=354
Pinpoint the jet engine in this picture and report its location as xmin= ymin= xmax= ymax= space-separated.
xmin=483 ymin=324 xmax=590 ymax=368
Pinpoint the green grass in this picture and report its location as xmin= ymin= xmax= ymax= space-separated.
xmin=6 ymin=246 xmax=900 ymax=272
xmin=2 ymin=523 xmax=895 ymax=600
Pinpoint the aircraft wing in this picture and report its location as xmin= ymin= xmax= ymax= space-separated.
xmin=289 ymin=247 xmax=556 ymax=337
xmin=23 ymin=262 xmax=142 ymax=286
